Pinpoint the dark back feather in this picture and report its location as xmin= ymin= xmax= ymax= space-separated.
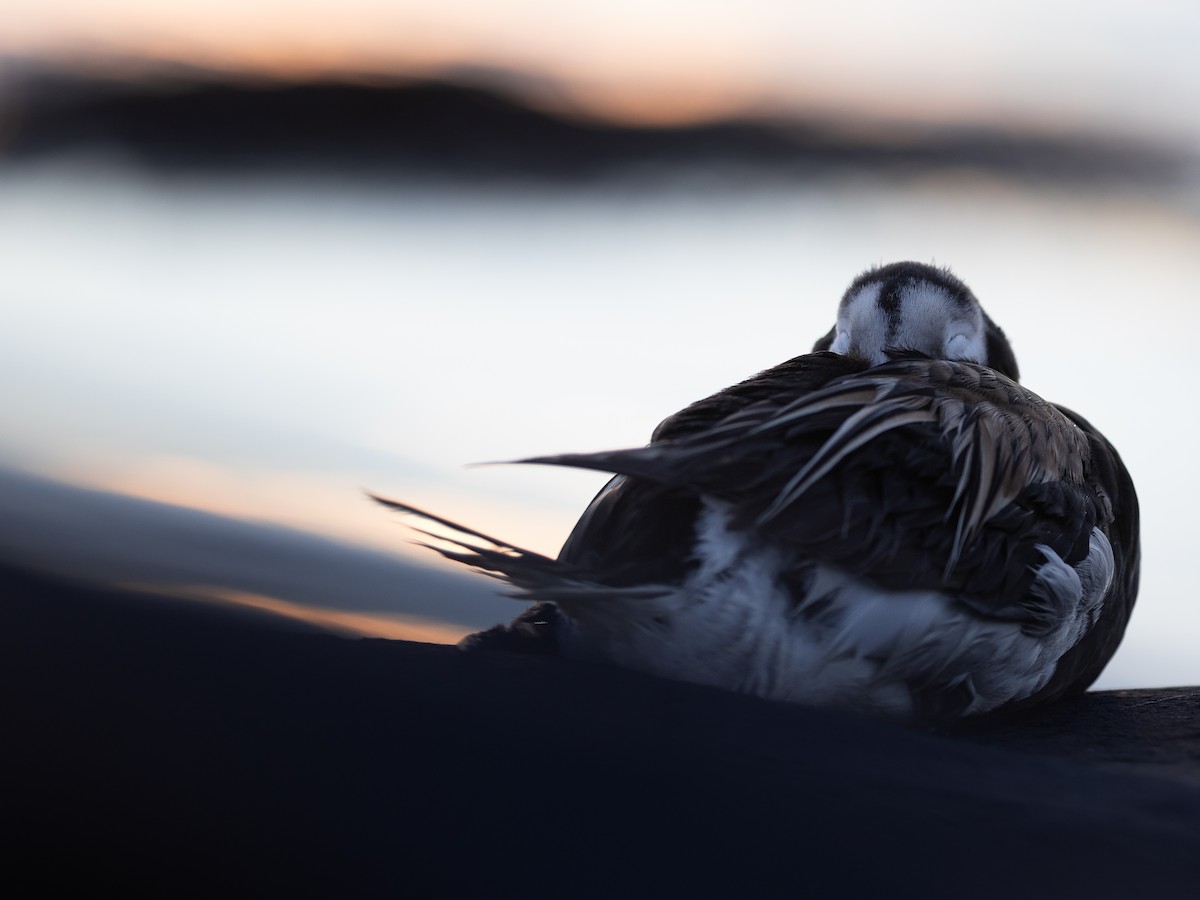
xmin=543 ymin=353 xmax=1137 ymax=669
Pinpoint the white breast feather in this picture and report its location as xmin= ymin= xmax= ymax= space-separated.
xmin=556 ymin=502 xmax=1114 ymax=720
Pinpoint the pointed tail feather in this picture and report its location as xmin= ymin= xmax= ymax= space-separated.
xmin=370 ymin=494 xmax=544 ymax=559
xmin=512 ymin=445 xmax=723 ymax=495
xmin=369 ymin=493 xmax=671 ymax=604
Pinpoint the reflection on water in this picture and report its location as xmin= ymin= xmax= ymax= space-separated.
xmin=0 ymin=466 xmax=506 ymax=634
xmin=121 ymin=582 xmax=474 ymax=644
xmin=1 ymin=157 xmax=1198 ymax=688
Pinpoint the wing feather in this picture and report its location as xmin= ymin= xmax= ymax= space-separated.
xmin=516 ymin=357 xmax=1100 ymax=615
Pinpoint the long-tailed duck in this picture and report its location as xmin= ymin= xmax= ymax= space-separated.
xmin=377 ymin=262 xmax=1140 ymax=725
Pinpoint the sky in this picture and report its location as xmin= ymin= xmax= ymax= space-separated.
xmin=2 ymin=1 xmax=1200 ymax=134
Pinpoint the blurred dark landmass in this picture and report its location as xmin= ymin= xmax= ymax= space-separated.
xmin=0 ymin=63 xmax=1185 ymax=184
xmin=4 ymin=563 xmax=1200 ymax=898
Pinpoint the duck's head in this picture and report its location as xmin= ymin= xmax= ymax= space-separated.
xmin=814 ymin=262 xmax=1019 ymax=381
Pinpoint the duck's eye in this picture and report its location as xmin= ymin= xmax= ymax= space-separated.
xmin=945 ymin=333 xmax=971 ymax=357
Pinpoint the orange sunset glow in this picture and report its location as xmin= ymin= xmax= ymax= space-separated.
xmin=2 ymin=4 xmax=790 ymax=124
xmin=121 ymin=582 xmax=473 ymax=643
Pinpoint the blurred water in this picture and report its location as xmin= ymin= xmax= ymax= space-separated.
xmin=2 ymin=156 xmax=1198 ymax=688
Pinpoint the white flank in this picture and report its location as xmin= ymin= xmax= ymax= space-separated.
xmin=556 ymin=501 xmax=1113 ymax=721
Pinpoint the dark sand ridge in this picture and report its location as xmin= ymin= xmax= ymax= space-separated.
xmin=5 ymin=564 xmax=1199 ymax=898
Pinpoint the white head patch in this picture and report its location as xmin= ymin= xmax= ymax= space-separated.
xmin=832 ymin=275 xmax=987 ymax=367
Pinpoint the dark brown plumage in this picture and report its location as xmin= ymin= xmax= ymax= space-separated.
xmin=377 ymin=262 xmax=1140 ymax=724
